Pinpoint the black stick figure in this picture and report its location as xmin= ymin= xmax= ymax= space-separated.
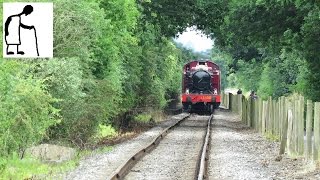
xmin=5 ymin=5 xmax=36 ymax=55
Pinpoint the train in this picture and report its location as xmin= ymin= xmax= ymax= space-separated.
xmin=181 ymin=60 xmax=221 ymax=113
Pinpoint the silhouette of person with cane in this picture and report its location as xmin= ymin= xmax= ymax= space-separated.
xmin=5 ymin=5 xmax=39 ymax=56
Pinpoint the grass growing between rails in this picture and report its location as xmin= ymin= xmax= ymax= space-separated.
xmin=0 ymin=146 xmax=113 ymax=179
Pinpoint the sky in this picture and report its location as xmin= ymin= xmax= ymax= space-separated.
xmin=174 ymin=27 xmax=214 ymax=52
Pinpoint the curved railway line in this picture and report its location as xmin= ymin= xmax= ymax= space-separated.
xmin=108 ymin=114 xmax=214 ymax=180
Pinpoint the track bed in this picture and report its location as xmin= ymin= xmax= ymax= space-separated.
xmin=124 ymin=115 xmax=210 ymax=180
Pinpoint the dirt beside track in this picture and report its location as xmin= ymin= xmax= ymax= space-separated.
xmin=209 ymin=109 xmax=320 ymax=180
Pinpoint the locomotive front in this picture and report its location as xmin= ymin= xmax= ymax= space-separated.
xmin=181 ymin=60 xmax=221 ymax=113
xmin=191 ymin=70 xmax=211 ymax=93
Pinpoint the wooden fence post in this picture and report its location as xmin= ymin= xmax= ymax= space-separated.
xmin=239 ymin=95 xmax=243 ymax=115
xmin=235 ymin=94 xmax=238 ymax=113
xmin=222 ymin=93 xmax=224 ymax=107
xmin=292 ymin=98 xmax=299 ymax=155
xmin=273 ymin=100 xmax=279 ymax=137
xmin=247 ymin=98 xmax=251 ymax=127
xmin=294 ymin=99 xmax=298 ymax=154
xmin=254 ymin=99 xmax=259 ymax=130
xmin=277 ymin=97 xmax=282 ymax=136
xmin=287 ymin=100 xmax=294 ymax=155
xmin=226 ymin=93 xmax=230 ymax=109
xmin=262 ymin=101 xmax=267 ymax=134
xmin=272 ymin=100 xmax=276 ymax=135
xmin=242 ymin=97 xmax=246 ymax=123
xmin=280 ymin=100 xmax=290 ymax=155
xmin=229 ymin=93 xmax=233 ymax=111
xmin=268 ymin=97 xmax=272 ymax=134
xmin=232 ymin=94 xmax=235 ymax=112
xmin=251 ymin=98 xmax=256 ymax=128
xmin=313 ymin=102 xmax=320 ymax=161
xmin=279 ymin=96 xmax=286 ymax=140
xmin=297 ymin=96 xmax=304 ymax=155
xmin=246 ymin=97 xmax=248 ymax=123
xmin=233 ymin=94 xmax=236 ymax=112
xmin=259 ymin=98 xmax=263 ymax=133
xmin=306 ymin=100 xmax=313 ymax=159
xmin=247 ymin=97 xmax=249 ymax=124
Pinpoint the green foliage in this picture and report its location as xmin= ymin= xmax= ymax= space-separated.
xmin=192 ymin=0 xmax=320 ymax=101
xmin=294 ymin=60 xmax=310 ymax=95
xmin=211 ymin=49 xmax=232 ymax=90
xmin=0 ymin=152 xmax=76 ymax=179
xmin=0 ymin=146 xmax=112 ymax=179
xmin=257 ymin=63 xmax=274 ymax=100
xmin=301 ymin=5 xmax=320 ymax=100
xmin=33 ymin=58 xmax=97 ymax=143
xmin=0 ymin=153 xmax=51 ymax=179
xmin=134 ymin=114 xmax=152 ymax=123
xmin=0 ymin=60 xmax=59 ymax=157
xmin=94 ymin=0 xmax=141 ymax=115
xmin=138 ymin=0 xmax=198 ymax=37
xmin=226 ymin=73 xmax=238 ymax=88
xmin=233 ymin=59 xmax=263 ymax=92
xmin=6 ymin=1 xmax=320 ymax=176
xmin=54 ymin=0 xmax=106 ymax=60
xmin=0 ymin=0 xmax=201 ymax=176
xmin=93 ymin=124 xmax=117 ymax=140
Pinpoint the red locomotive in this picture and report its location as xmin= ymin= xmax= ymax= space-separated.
xmin=181 ymin=60 xmax=221 ymax=113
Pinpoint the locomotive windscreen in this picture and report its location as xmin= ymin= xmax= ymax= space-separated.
xmin=192 ymin=70 xmax=211 ymax=92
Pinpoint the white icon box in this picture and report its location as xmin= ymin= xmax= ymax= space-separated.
xmin=3 ymin=2 xmax=53 ymax=58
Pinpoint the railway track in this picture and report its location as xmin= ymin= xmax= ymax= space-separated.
xmin=108 ymin=114 xmax=213 ymax=180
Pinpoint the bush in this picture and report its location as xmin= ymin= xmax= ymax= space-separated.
xmin=93 ymin=124 xmax=117 ymax=140
xmin=34 ymin=58 xmax=97 ymax=145
xmin=134 ymin=113 xmax=152 ymax=123
xmin=0 ymin=60 xmax=59 ymax=157
xmin=257 ymin=63 xmax=274 ymax=100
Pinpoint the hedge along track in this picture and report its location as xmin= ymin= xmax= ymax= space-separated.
xmin=108 ymin=114 xmax=213 ymax=180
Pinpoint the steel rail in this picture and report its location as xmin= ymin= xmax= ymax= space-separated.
xmin=197 ymin=114 xmax=213 ymax=180
xmin=108 ymin=114 xmax=190 ymax=180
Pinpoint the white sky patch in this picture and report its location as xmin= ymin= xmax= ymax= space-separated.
xmin=175 ymin=27 xmax=213 ymax=52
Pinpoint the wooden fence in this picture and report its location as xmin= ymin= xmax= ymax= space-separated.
xmin=221 ymin=93 xmax=319 ymax=161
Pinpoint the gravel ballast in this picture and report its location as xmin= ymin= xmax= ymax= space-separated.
xmin=209 ymin=109 xmax=320 ymax=180
xmin=63 ymin=113 xmax=189 ymax=180
xmin=125 ymin=114 xmax=209 ymax=180
xmin=63 ymin=109 xmax=320 ymax=180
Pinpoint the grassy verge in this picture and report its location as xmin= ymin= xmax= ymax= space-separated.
xmin=133 ymin=110 xmax=167 ymax=124
xmin=0 ymin=112 xmax=165 ymax=179
xmin=0 ymin=146 xmax=113 ymax=179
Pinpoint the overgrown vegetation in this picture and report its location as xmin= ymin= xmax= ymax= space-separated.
xmin=141 ymin=0 xmax=320 ymax=100
xmin=1 ymin=0 xmax=320 ymax=177
xmin=0 ymin=146 xmax=113 ymax=179
xmin=0 ymin=0 xmax=190 ymax=175
xmin=203 ymin=0 xmax=320 ymax=100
